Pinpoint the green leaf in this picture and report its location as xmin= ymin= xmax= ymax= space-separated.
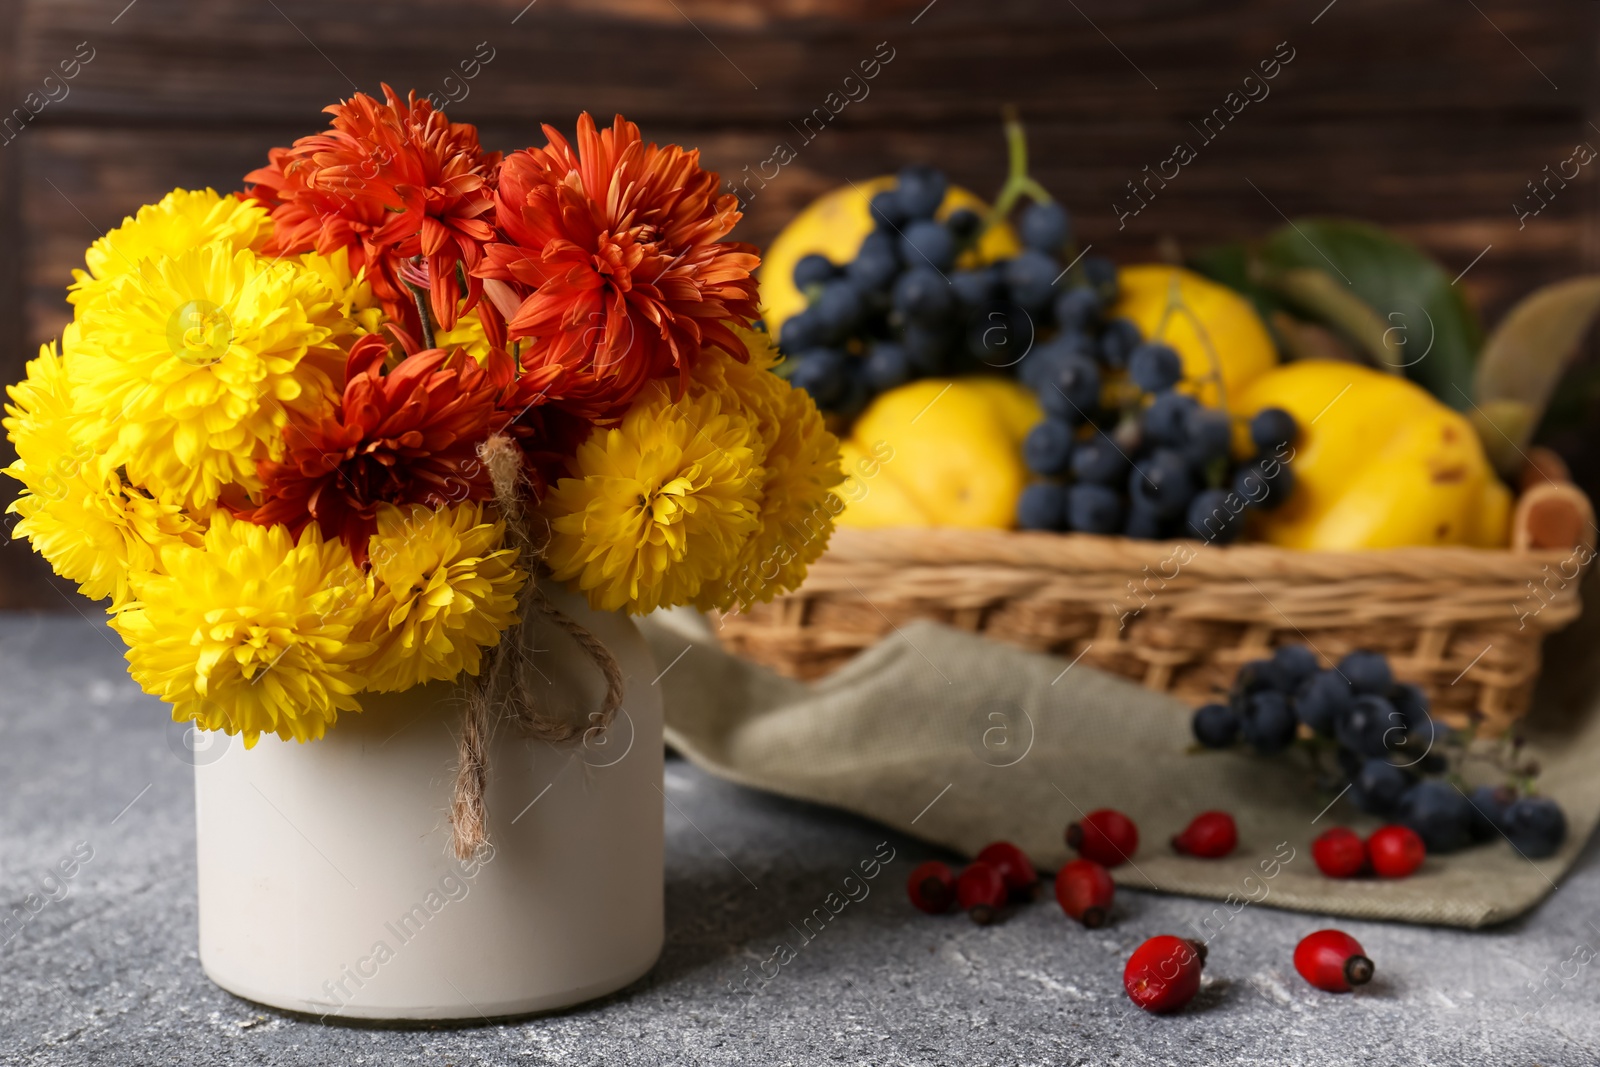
xmin=1473 ymin=275 xmax=1600 ymax=453
xmin=1257 ymin=219 xmax=1482 ymax=407
xmin=1186 ymin=241 xmax=1289 ymax=330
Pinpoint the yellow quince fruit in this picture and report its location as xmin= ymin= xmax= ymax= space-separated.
xmin=839 ymin=377 xmax=1040 ymax=529
xmin=1113 ymin=265 xmax=1278 ymax=410
xmin=1237 ymin=360 xmax=1511 ymax=549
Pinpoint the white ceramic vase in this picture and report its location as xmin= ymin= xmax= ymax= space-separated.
xmin=191 ymin=586 xmax=663 ymax=1021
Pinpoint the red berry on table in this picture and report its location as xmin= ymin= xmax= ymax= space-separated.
xmin=1312 ymin=827 xmax=1367 ymax=879
xmin=906 ymin=861 xmax=957 ymax=914
xmin=1066 ymin=808 xmax=1140 ymax=867
xmin=1055 ymin=858 xmax=1115 ymax=928
xmin=956 ymin=861 xmax=1008 ymax=924
xmin=1294 ymin=929 xmax=1374 ymax=992
xmin=1124 ymin=935 xmax=1207 ymax=1013
xmin=1367 ymin=824 xmax=1426 ymax=879
xmin=1171 ymin=812 xmax=1237 ymax=858
xmin=976 ymin=841 xmax=1040 ymax=900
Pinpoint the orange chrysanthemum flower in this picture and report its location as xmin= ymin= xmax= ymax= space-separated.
xmin=244 ymin=85 xmax=500 ymax=333
xmin=232 ymin=335 xmax=505 ymax=562
xmin=477 ymin=113 xmax=761 ymax=419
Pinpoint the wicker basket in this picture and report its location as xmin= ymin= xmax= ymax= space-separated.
xmin=714 ymin=492 xmax=1595 ymax=736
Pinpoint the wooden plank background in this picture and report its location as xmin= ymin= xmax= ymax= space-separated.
xmin=2 ymin=0 xmax=1597 ymax=608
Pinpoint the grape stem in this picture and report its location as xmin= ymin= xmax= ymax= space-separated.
xmin=989 ymin=106 xmax=1054 ymax=221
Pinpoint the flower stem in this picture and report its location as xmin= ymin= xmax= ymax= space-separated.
xmin=408 ymin=281 xmax=437 ymax=350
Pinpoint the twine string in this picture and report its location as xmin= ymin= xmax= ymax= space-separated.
xmin=449 ymin=434 xmax=626 ymax=860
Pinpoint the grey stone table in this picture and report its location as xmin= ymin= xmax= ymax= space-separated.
xmin=3 ymin=612 xmax=1598 ymax=1066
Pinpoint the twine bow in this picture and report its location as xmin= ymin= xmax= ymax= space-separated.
xmin=449 ymin=434 xmax=626 ymax=860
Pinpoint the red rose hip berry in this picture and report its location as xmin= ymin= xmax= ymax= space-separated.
xmin=1124 ymin=935 xmax=1208 ymax=1013
xmin=1367 ymin=824 xmax=1426 ymax=879
xmin=976 ymin=841 xmax=1040 ymax=900
xmin=906 ymin=861 xmax=957 ymax=914
xmin=1294 ymin=929 xmax=1374 ymax=992
xmin=1055 ymin=858 xmax=1115 ymax=928
xmin=1066 ymin=808 xmax=1140 ymax=867
xmin=956 ymin=861 xmax=1008 ymax=924
xmin=1312 ymin=827 xmax=1367 ymax=879
xmin=1171 ymin=812 xmax=1237 ymax=858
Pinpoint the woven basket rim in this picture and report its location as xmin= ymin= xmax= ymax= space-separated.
xmin=820 ymin=525 xmax=1589 ymax=581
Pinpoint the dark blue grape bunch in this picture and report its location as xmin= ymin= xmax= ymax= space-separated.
xmin=1191 ymin=644 xmax=1568 ymax=860
xmin=773 ymin=145 xmax=1300 ymax=545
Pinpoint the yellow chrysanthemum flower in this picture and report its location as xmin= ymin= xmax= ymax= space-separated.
xmin=3 ymin=335 xmax=205 ymax=605
xmin=111 ymin=515 xmax=374 ymax=746
xmin=298 ymin=246 xmax=387 ymax=338
xmin=541 ymin=382 xmax=765 ymax=614
xmin=68 ymin=188 xmax=271 ymax=310
xmin=688 ymin=328 xmax=844 ymax=611
xmin=354 ymin=502 xmax=526 ymax=693
xmin=70 ymin=242 xmax=348 ymax=509
xmin=433 ymin=307 xmax=495 ymax=364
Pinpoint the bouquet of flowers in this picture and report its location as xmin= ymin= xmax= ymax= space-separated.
xmin=4 ymin=87 xmax=843 ymax=755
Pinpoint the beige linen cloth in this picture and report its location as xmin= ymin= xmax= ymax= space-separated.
xmin=638 ymin=607 xmax=1600 ymax=928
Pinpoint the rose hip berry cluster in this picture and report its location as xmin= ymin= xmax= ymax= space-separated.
xmin=1313 ymin=824 xmax=1427 ymax=880
xmin=1193 ymin=643 xmax=1568 ymax=860
xmin=907 ymin=841 xmax=1039 ymax=924
xmin=906 ymin=809 xmax=1376 ymax=1014
xmin=911 ymin=807 xmax=1243 ymax=929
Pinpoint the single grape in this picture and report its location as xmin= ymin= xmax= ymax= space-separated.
xmin=1241 ymin=691 xmax=1297 ymax=753
xmin=1066 ymin=483 xmax=1125 ymax=534
xmin=1183 ymin=407 xmax=1232 ymax=468
xmin=1250 ymin=407 xmax=1299 ymax=453
xmin=813 ymin=281 xmax=865 ymax=342
xmin=1353 ymin=759 xmax=1416 ymax=817
xmin=1397 ymin=780 xmax=1476 ymax=854
xmin=1185 ymin=487 xmax=1243 ymax=543
xmin=1233 ymin=457 xmax=1293 ymax=511
xmin=893 ymin=267 xmax=954 ymax=323
xmin=1128 ymin=449 xmax=1196 ymax=520
xmin=779 ymin=308 xmax=826 ymax=353
xmin=1295 ymin=669 xmax=1351 ymax=736
xmin=1098 ymin=317 xmax=1142 ymax=369
xmin=1335 ymin=694 xmax=1399 ymax=759
xmin=1144 ymin=392 xmax=1199 ymax=448
xmin=1338 ymin=650 xmax=1394 ymax=695
xmin=1128 ymin=342 xmax=1183 ymax=393
xmin=1054 ymin=287 xmax=1103 ymax=331
xmin=870 ymin=189 xmax=909 ymax=231
xmin=1017 ymin=482 xmax=1069 ymax=531
xmin=793 ymin=253 xmax=837 ymax=290
xmin=900 ymin=219 xmax=957 ymax=272
xmin=786 ymin=348 xmax=848 ymax=407
xmin=846 ymin=231 xmax=901 ymax=291
xmin=1124 ymin=501 xmax=1166 ymax=540
xmin=951 ymin=267 xmax=1002 ymax=308
xmin=1071 ymin=432 xmax=1129 ymax=486
xmin=1467 ymin=784 xmax=1516 ymax=842
xmin=896 ymin=164 xmax=948 ymax=220
xmin=902 ymin=321 xmax=953 ymax=374
xmin=1272 ymin=645 xmax=1320 ymax=690
xmin=1083 ymin=254 xmax=1120 ymax=302
xmin=1038 ymin=353 xmax=1102 ymax=419
xmin=1504 ymin=796 xmax=1567 ymax=858
xmin=1003 ymin=249 xmax=1061 ymax=314
xmin=863 ymin=341 xmax=914 ymax=393
xmin=1020 ymin=201 xmax=1072 ymax=253
xmin=1192 ymin=703 xmax=1240 ymax=748
xmin=1024 ymin=419 xmax=1076 ymax=477
xmin=946 ymin=207 xmax=984 ymax=244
